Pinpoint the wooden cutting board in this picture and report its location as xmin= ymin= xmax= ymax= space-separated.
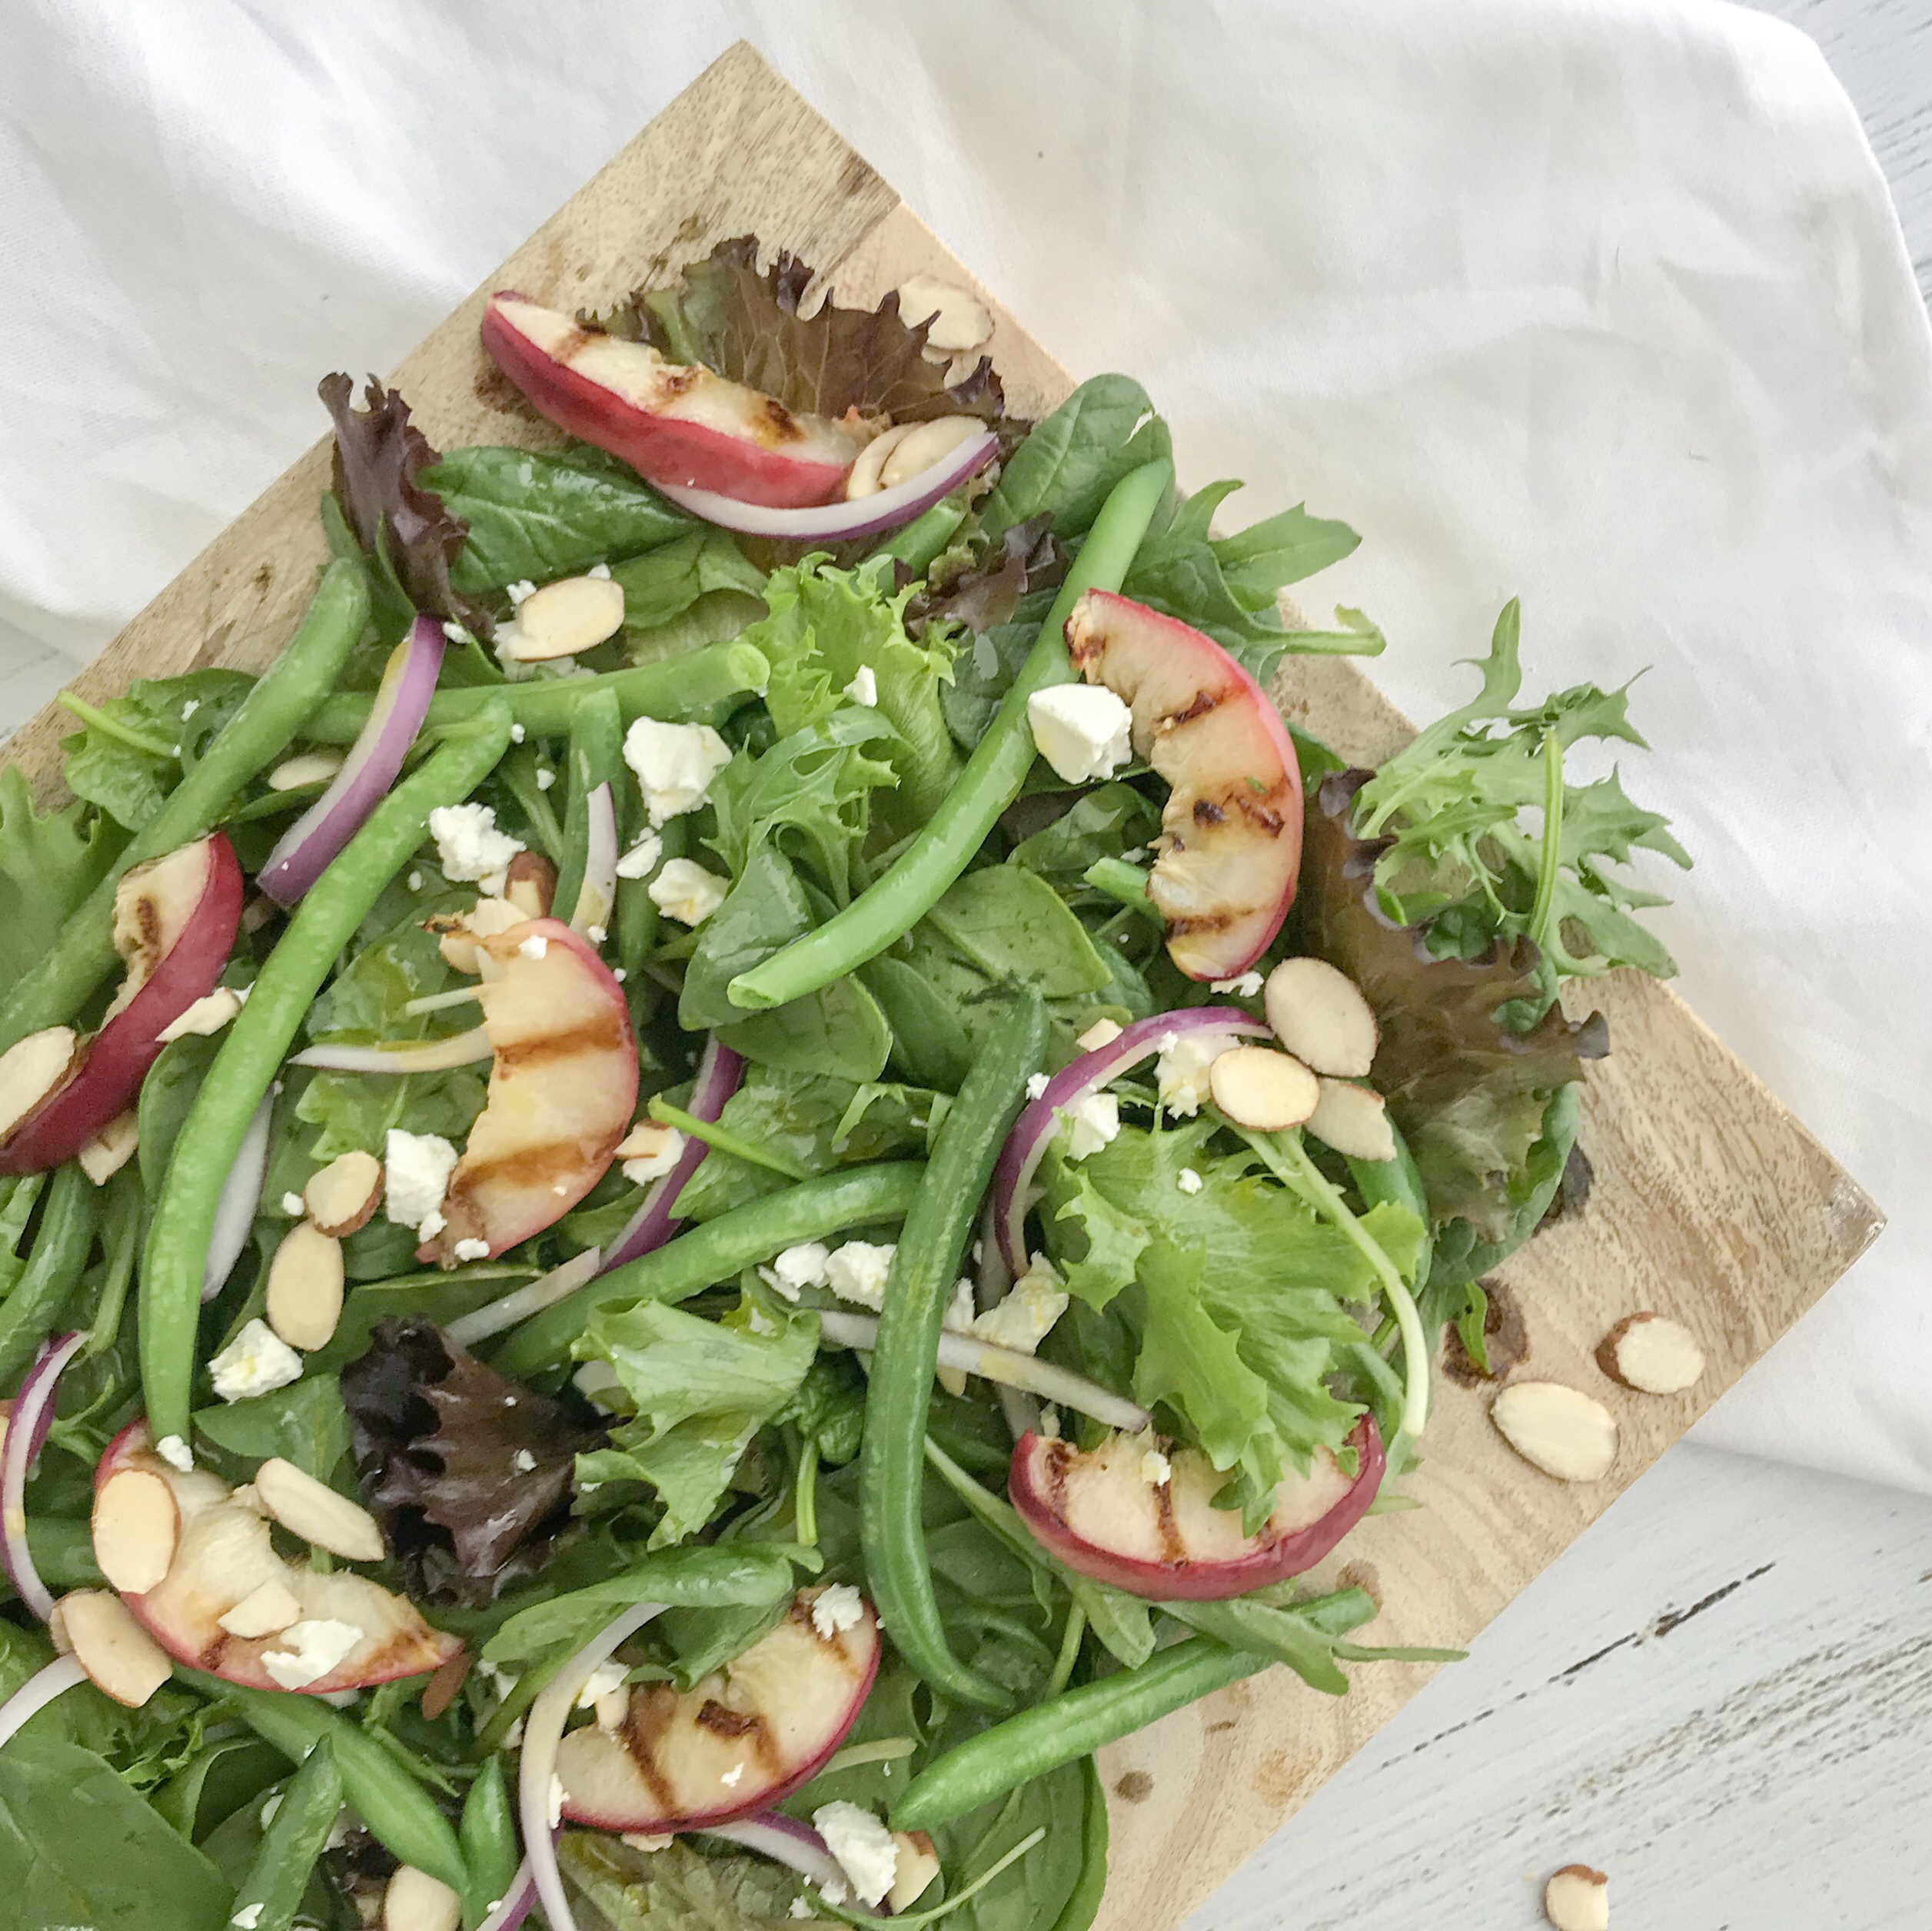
xmin=2 ymin=41 xmax=1882 ymax=1931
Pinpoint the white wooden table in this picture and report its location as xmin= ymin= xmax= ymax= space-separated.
xmin=1186 ymin=6 xmax=1932 ymax=1923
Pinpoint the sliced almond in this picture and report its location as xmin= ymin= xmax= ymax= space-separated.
xmin=500 ymin=575 xmax=626 ymax=661
xmin=216 ymin=1576 xmax=304 ymax=1639
xmin=156 ymin=985 xmax=245 ymax=1043
xmin=1305 ymin=1079 xmax=1396 ymax=1162
xmin=880 ymin=415 xmax=985 ymax=491
xmin=91 ymin=1469 xmax=180 ymax=1595
xmin=1597 ymin=1313 xmax=1704 ymax=1396
xmin=889 ymin=1831 xmax=943 ymax=1913
xmin=1207 ymin=1045 xmax=1320 ymax=1131
xmin=264 ymin=1221 xmax=347 ymax=1351
xmin=504 ymin=850 xmax=557 ymax=920
xmin=0 ymin=1026 xmax=78 ymax=1142
xmin=1264 ymin=957 xmax=1378 ymax=1077
xmin=1492 ymin=1383 xmax=1618 ymax=1483
xmin=383 ymin=1864 xmax=463 ymax=1931
xmin=845 ymin=423 xmax=916 ymax=500
xmin=434 ymin=896 xmax=525 ymax=973
xmin=1544 ymin=1864 xmax=1608 ymax=1931
xmin=896 ymin=274 xmax=993 ymax=354
xmin=254 ymin=1457 xmax=386 ymax=1562
xmin=268 ymin=748 xmax=347 ymax=791
xmin=77 ymin=1108 xmax=141 ymax=1185
xmin=304 ymin=1149 xmax=384 ymax=1238
xmin=58 ymin=1589 xmax=173 ymax=1707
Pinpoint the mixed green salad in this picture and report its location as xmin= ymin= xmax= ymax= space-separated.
xmin=0 ymin=238 xmax=1688 ymax=1931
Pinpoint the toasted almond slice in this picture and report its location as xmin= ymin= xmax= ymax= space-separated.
xmin=880 ymin=415 xmax=985 ymax=491
xmin=268 ymin=749 xmax=347 ymax=791
xmin=504 ymin=850 xmax=557 ymax=919
xmin=1597 ymin=1313 xmax=1704 ymax=1396
xmin=264 ymin=1221 xmax=346 ymax=1352
xmin=384 ymin=1865 xmax=463 ymax=1931
xmin=1305 ymin=1079 xmax=1397 ymax=1162
xmin=845 ymin=423 xmax=916 ymax=500
xmin=501 ymin=576 xmax=626 ymax=661
xmin=91 ymin=1469 xmax=180 ymax=1595
xmin=1544 ymin=1865 xmax=1608 ymax=1931
xmin=890 ymin=1832 xmax=943 ymax=1913
xmin=896 ymin=274 xmax=993 ymax=354
xmin=0 ymin=1026 xmax=78 ymax=1142
xmin=78 ymin=1108 xmax=141 ymax=1185
xmin=434 ymin=896 xmax=525 ymax=973
xmin=156 ymin=985 xmax=244 ymax=1043
xmin=58 ymin=1589 xmax=173 ymax=1707
xmin=304 ymin=1149 xmax=384 ymax=1238
xmin=1208 ymin=1045 xmax=1320 ymax=1131
xmin=1263 ymin=957 xmax=1378 ymax=1077
xmin=217 ymin=1576 xmax=304 ymax=1639
xmin=254 ymin=1457 xmax=386 ymax=1562
xmin=1492 ymin=1383 xmax=1618 ymax=1482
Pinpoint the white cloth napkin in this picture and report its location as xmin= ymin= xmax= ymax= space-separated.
xmin=2 ymin=0 xmax=1928 ymax=1488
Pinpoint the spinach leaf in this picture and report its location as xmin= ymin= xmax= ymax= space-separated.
xmin=193 ymin=1373 xmax=350 ymax=1481
xmin=715 ymin=977 xmax=893 ymax=1085
xmin=1009 ymin=783 xmax=1162 ymax=883
xmin=940 ymin=605 xmax=1039 ymax=749
xmin=0 ymin=766 xmax=123 ymax=992
xmin=981 ymin=374 xmax=1172 ymax=539
xmin=923 ymin=865 xmax=1112 ymax=998
xmin=611 ymin=528 xmax=766 ymax=631
xmin=62 ymin=669 xmax=254 ymax=833
xmin=680 ymin=845 xmax=813 ymax=1032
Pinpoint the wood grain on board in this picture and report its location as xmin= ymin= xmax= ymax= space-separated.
xmin=0 ymin=40 xmax=1882 ymax=1931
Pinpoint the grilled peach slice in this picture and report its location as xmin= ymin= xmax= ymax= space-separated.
xmin=1063 ymin=590 xmax=1302 ymax=980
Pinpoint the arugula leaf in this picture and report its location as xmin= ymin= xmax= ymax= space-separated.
xmin=61 ymin=669 xmax=254 ymax=833
xmin=422 ymin=444 xmax=694 ymax=595
xmin=574 ymin=1295 xmax=817 ymax=1547
xmin=981 ymin=374 xmax=1172 ymax=539
xmin=0 ymin=766 xmax=121 ymax=995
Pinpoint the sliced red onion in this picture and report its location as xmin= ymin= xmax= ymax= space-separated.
xmin=819 ymin=1310 xmax=1151 ymax=1433
xmin=2 ymin=1331 xmax=85 ymax=1620
xmin=258 ymin=613 xmax=445 ymax=905
xmin=0 ymin=1655 xmax=86 ymax=1753
xmin=654 ymin=431 xmax=996 ymax=541
xmin=521 ymin=1599 xmax=667 ymax=1931
xmin=601 ymin=1038 xmax=744 ymax=1271
xmin=204 ymin=1091 xmax=272 ymax=1301
xmin=570 ymin=783 xmax=618 ymax=937
xmin=474 ymin=1858 xmax=538 ymax=1931
xmin=444 ymin=1246 xmax=602 ymax=1348
xmin=990 ymin=1008 xmax=1271 ymax=1272
xmin=291 ymin=1027 xmax=494 ymax=1075
xmin=706 ymin=1813 xmax=847 ymax=1894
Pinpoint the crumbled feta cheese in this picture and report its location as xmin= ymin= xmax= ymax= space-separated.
xmin=614 ymin=967 xmax=628 ymax=982
xmin=1024 ymin=1072 xmax=1050 ymax=1102
xmin=548 ymin=1773 xmax=565 ymax=1830
xmin=1210 ymin=971 xmax=1265 ymax=997
xmin=810 ymin=1584 xmax=866 ymax=1640
xmin=260 ymin=1618 xmax=363 ymax=1690
xmin=510 ymin=723 xmax=526 ymax=744
xmin=418 ymin=1209 xmax=446 ymax=1240
xmin=843 ymin=666 xmax=878 ymax=707
xmin=407 ymin=870 xmax=423 ymax=891
xmin=453 ymin=1238 xmax=490 ymax=1262
xmin=588 ymin=562 xmax=612 ymax=580
xmin=1141 ymin=1448 xmax=1172 ymax=1486
xmin=209 ymin=1320 xmax=303 ymax=1403
xmin=813 ymin=1803 xmax=899 ymax=1908
xmin=942 ymin=1278 xmax=976 ymax=1334
xmin=444 ymin=621 xmax=472 ymax=645
xmin=745 ymin=1305 xmax=776 ymax=1337
xmin=648 ymin=858 xmax=729 ymax=926
xmin=428 ymin=803 xmax=524 ymax=883
xmin=517 ymin=933 xmax=548 ymax=960
xmin=155 ymin=1434 xmax=194 ymax=1473
xmin=789 ymin=1899 xmax=815 ymax=1919
xmin=619 ymin=1125 xmax=685 ymax=1186
xmin=587 ymin=924 xmax=607 ymax=945
xmin=1040 ymin=1404 xmax=1062 ymax=1439
xmin=721 ymin=1763 xmax=745 ymax=1787
xmin=383 ymin=1129 xmax=458 ymax=1229
xmin=821 ymin=1878 xmax=851 ymax=1907
xmin=577 ymin=1659 xmax=628 ymax=1709
xmin=1026 ymin=683 xmax=1133 ymax=784
xmin=513 ymin=1448 xmax=537 ymax=1474
xmin=157 ymin=985 xmax=244 ymax=1042
xmin=768 ymin=1242 xmax=832 ymax=1301
xmin=623 ymin=717 xmax=733 ymax=826
xmin=825 ymin=1241 xmax=895 ymax=1311
xmin=1076 ymin=1017 xmax=1124 ymax=1053
xmin=232 ymin=1905 xmax=263 ymax=1929
xmin=506 ymin=579 xmax=537 ymax=605
xmin=615 ymin=829 xmax=663 ymax=879
xmin=535 ymin=766 xmax=556 ymax=790
xmin=281 ymin=1192 xmax=306 ymax=1217
xmin=1176 ymin=1167 xmax=1204 ymax=1195
xmin=1059 ymin=1092 xmax=1119 ymax=1162
xmin=1155 ymin=1029 xmax=1241 ymax=1117
xmin=973 ymin=1258 xmax=1068 ymax=1355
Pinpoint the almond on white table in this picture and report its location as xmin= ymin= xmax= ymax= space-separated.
xmin=58 ymin=1589 xmax=174 ymax=1707
xmin=264 ymin=1221 xmax=346 ymax=1351
xmin=91 ymin=1468 xmax=180 ymax=1594
xmin=1544 ymin=1863 xmax=1609 ymax=1930
xmin=1597 ymin=1313 xmax=1704 ymax=1395
xmin=1208 ymin=1045 xmax=1321 ymax=1131
xmin=1491 ymin=1382 xmax=1618 ymax=1483
xmin=1263 ymin=957 xmax=1379 ymax=1077
xmin=304 ymin=1148 xmax=384 ymax=1237
xmin=253 ymin=1457 xmax=386 ymax=1562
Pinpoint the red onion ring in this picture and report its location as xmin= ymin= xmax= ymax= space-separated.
xmin=203 ymin=1091 xmax=273 ymax=1301
xmin=520 ymin=1598 xmax=667 ymax=1931
xmin=570 ymin=783 xmax=619 ymax=937
xmin=601 ymin=1037 xmax=744 ymax=1271
xmin=990 ymin=1007 xmax=1270 ymax=1272
xmin=706 ymin=1813 xmax=848 ymax=1894
xmin=291 ymin=1028 xmax=494 ymax=1075
xmin=444 ymin=1246 xmax=603 ymax=1349
xmin=258 ymin=613 xmax=445 ymax=905
xmin=654 ymin=432 xmax=996 ymax=542
xmin=2 ymin=1331 xmax=84 ymax=1620
xmin=473 ymin=1858 xmax=538 ymax=1931
xmin=0 ymin=1655 xmax=86 ymax=1753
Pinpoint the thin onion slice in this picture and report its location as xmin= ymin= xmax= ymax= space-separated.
xmin=520 ymin=1599 xmax=667 ymax=1931
xmin=0 ymin=1654 xmax=87 ymax=1753
xmin=705 ymin=1813 xmax=846 ymax=1893
xmin=205 ymin=1091 xmax=272 ymax=1301
xmin=474 ymin=1858 xmax=538 ymax=1931
xmin=601 ymin=1038 xmax=744 ymax=1271
xmin=1 ymin=1331 xmax=85 ymax=1619
xmin=655 ymin=431 xmax=996 ymax=542
xmin=258 ymin=613 xmax=445 ymax=905
xmin=818 ymin=1310 xmax=1150 ymax=1433
xmin=291 ymin=1028 xmax=494 ymax=1075
xmin=990 ymin=1007 xmax=1270 ymax=1271
xmin=444 ymin=1247 xmax=603 ymax=1349
xmin=571 ymin=783 xmax=619 ymax=937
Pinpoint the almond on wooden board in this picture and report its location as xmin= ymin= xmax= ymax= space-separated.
xmin=1544 ymin=1863 xmax=1608 ymax=1931
xmin=1597 ymin=1312 xmax=1704 ymax=1395
xmin=264 ymin=1221 xmax=346 ymax=1352
xmin=1491 ymin=1382 xmax=1618 ymax=1483
xmin=304 ymin=1148 xmax=384 ymax=1237
xmin=91 ymin=1468 xmax=180 ymax=1595
xmin=58 ymin=1589 xmax=173 ymax=1707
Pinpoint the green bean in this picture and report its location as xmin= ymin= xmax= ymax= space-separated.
xmin=84 ymin=1165 xmax=143 ymax=1358
xmin=1347 ymin=1117 xmax=1432 ymax=1288
xmin=193 ymin=1672 xmax=469 ymax=1893
xmin=861 ymin=989 xmax=1047 ymax=1711
xmin=551 ymin=686 xmax=624 ymax=925
xmin=1046 ymin=1757 xmax=1110 ymax=1931
xmin=726 ymin=460 xmax=1172 ymax=1013
xmin=878 ymin=500 xmax=967 ymax=573
xmin=301 ymin=640 xmax=769 ymax=743
xmin=0 ymin=1164 xmax=99 ymax=1388
xmin=500 ymin=743 xmax=565 ymax=862
xmin=459 ymin=1758 xmax=520 ymax=1930
xmin=1080 ymin=856 xmax=1160 ymax=921
xmin=616 ymin=813 xmax=683 ymax=980
xmin=0 ymin=560 xmax=369 ymax=1055
xmin=228 ymin=1737 xmax=343 ymax=1931
xmin=141 ymin=708 xmax=513 ymax=1439
xmin=892 ymin=1635 xmax=1262 ymax=1830
xmin=491 ymin=1159 xmax=926 ymax=1379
